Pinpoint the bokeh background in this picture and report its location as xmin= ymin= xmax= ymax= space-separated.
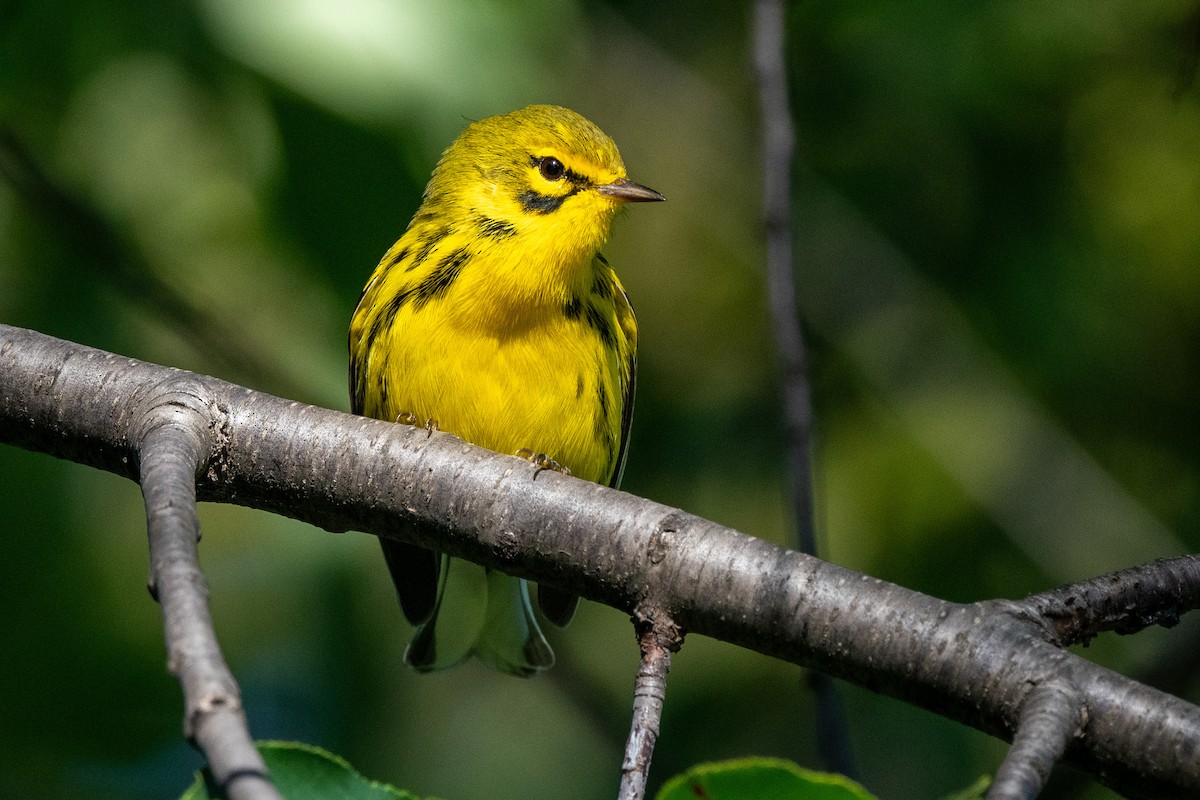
xmin=3 ymin=1 xmax=1199 ymax=798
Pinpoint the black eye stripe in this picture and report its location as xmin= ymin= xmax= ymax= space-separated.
xmin=518 ymin=188 xmax=579 ymax=214
xmin=529 ymin=154 xmax=591 ymax=188
xmin=562 ymin=167 xmax=590 ymax=187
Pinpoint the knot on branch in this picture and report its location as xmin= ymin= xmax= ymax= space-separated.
xmin=632 ymin=513 xmax=688 ymax=656
xmin=989 ymin=678 xmax=1086 ymax=800
xmin=185 ymin=681 xmax=245 ymax=737
xmin=630 ymin=511 xmax=690 ymax=635
xmin=631 ymin=605 xmax=685 ymax=656
xmin=1020 ymin=677 xmax=1086 ymax=739
xmin=645 ymin=511 xmax=686 ymax=567
xmin=130 ymin=374 xmax=224 ymax=480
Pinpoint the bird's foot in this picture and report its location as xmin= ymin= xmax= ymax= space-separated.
xmin=396 ymin=411 xmax=440 ymax=438
xmin=516 ymin=449 xmax=572 ymax=477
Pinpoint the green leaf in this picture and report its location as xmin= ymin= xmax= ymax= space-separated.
xmin=654 ymin=757 xmax=878 ymax=800
xmin=179 ymin=740 xmax=427 ymax=800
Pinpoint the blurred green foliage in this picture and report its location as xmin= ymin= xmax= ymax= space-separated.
xmin=2 ymin=1 xmax=1199 ymax=799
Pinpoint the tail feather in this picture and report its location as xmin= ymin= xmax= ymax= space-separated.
xmin=537 ymin=584 xmax=580 ymax=627
xmin=401 ymin=558 xmax=554 ymax=677
xmin=475 ymin=571 xmax=555 ymax=676
xmin=379 ymin=529 xmax=441 ymax=626
xmin=403 ymin=556 xmax=474 ymax=672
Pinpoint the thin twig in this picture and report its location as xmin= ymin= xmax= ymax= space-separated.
xmin=988 ymin=679 xmax=1085 ymax=800
xmin=617 ymin=614 xmax=680 ymax=800
xmin=137 ymin=384 xmax=283 ymax=800
xmin=752 ymin=0 xmax=857 ymax=778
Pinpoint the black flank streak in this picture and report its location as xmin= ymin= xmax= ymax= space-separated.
xmin=377 ymin=371 xmax=390 ymax=414
xmin=584 ymin=302 xmax=617 ymax=349
xmin=373 ymin=286 xmax=415 ymax=339
xmin=349 ymin=351 xmax=365 ymax=414
xmin=407 ymin=226 xmax=450 ymax=272
xmin=594 ymin=378 xmax=615 ymax=462
xmin=563 ymin=295 xmax=583 ymax=320
xmin=414 ymin=247 xmax=470 ymax=308
xmin=382 ymin=245 xmax=410 ymax=271
xmin=596 ymin=380 xmax=609 ymax=436
xmin=591 ymin=270 xmax=614 ymax=301
xmin=477 ymin=216 xmax=517 ymax=239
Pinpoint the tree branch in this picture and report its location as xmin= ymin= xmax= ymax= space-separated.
xmin=3 ymin=323 xmax=1200 ymax=798
xmin=137 ymin=381 xmax=282 ymax=800
xmin=1020 ymin=556 xmax=1200 ymax=646
xmin=617 ymin=612 xmax=682 ymax=800
xmin=989 ymin=679 xmax=1084 ymax=800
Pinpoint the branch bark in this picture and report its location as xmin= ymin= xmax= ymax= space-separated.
xmin=1023 ymin=557 xmax=1200 ymax=645
xmin=0 ymin=325 xmax=284 ymax=798
xmin=989 ymin=679 xmax=1084 ymax=800
xmin=617 ymin=612 xmax=681 ymax=800
xmin=3 ymin=323 xmax=1200 ymax=799
xmin=138 ymin=381 xmax=282 ymax=800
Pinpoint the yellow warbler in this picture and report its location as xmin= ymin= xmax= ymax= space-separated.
xmin=349 ymin=105 xmax=662 ymax=675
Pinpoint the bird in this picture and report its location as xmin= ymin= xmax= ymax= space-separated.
xmin=348 ymin=104 xmax=663 ymax=676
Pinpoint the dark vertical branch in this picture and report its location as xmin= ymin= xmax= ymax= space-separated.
xmin=137 ymin=387 xmax=283 ymax=800
xmin=752 ymin=0 xmax=858 ymax=779
xmin=752 ymin=0 xmax=816 ymax=557
xmin=1172 ymin=1 xmax=1200 ymax=97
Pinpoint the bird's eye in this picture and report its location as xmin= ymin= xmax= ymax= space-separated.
xmin=539 ymin=156 xmax=565 ymax=181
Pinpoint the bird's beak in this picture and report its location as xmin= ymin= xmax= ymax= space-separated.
xmin=596 ymin=178 xmax=665 ymax=203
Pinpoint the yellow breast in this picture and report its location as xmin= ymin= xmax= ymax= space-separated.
xmin=349 ymin=231 xmax=635 ymax=486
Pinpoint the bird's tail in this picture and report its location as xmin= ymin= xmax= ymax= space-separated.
xmin=404 ymin=557 xmax=554 ymax=677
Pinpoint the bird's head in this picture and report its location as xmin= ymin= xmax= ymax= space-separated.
xmin=425 ymin=105 xmax=663 ymax=262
